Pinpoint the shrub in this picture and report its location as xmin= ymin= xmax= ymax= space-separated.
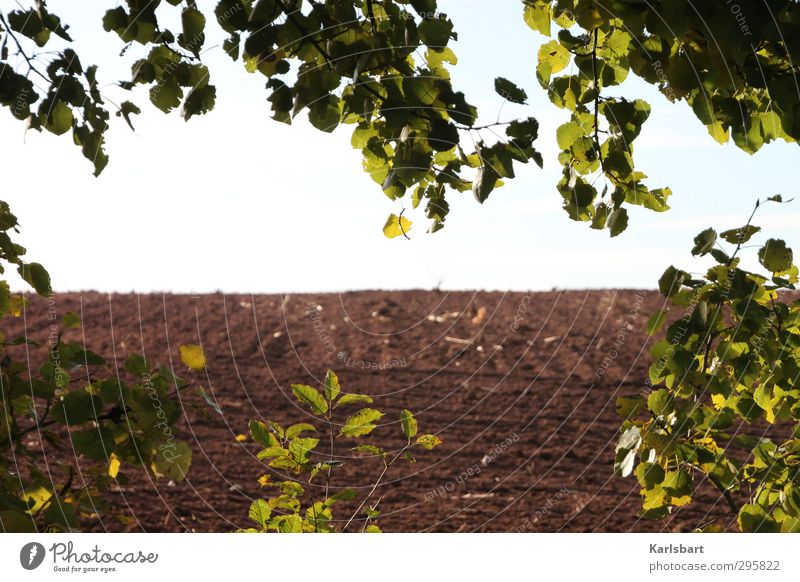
xmin=0 ymin=203 xmax=195 ymax=531
xmin=241 ymin=370 xmax=441 ymax=533
xmin=617 ymin=197 xmax=800 ymax=532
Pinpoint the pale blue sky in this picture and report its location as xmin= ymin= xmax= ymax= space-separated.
xmin=1 ymin=0 xmax=796 ymax=293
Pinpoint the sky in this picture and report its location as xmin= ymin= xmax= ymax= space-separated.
xmin=1 ymin=0 xmax=797 ymax=294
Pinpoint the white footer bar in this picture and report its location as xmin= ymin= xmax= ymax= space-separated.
xmin=1 ymin=533 xmax=796 ymax=581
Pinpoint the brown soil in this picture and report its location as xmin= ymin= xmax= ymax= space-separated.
xmin=6 ymin=290 xmax=739 ymax=532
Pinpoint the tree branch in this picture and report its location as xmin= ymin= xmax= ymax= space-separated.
xmin=0 ymin=11 xmax=50 ymax=83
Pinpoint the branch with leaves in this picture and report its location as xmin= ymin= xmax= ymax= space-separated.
xmin=241 ymin=370 xmax=441 ymax=533
xmin=615 ymin=196 xmax=800 ymax=532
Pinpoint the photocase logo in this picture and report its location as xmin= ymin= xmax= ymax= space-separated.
xmin=19 ymin=542 xmax=46 ymax=570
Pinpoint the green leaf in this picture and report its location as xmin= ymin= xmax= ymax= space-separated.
xmin=383 ymin=214 xmax=412 ymax=239
xmin=494 ymin=77 xmax=528 ymax=104
xmin=635 ymin=462 xmax=665 ymax=489
xmin=657 ymin=266 xmax=686 ymax=297
xmin=182 ymin=85 xmax=216 ymax=121
xmin=615 ymin=395 xmax=645 ymax=419
xmin=249 ymin=499 xmax=271 ymax=527
xmin=783 ymin=485 xmax=800 ymax=517
xmin=536 ymin=40 xmax=570 ymax=87
xmin=280 ymin=481 xmax=305 ymax=497
xmin=506 ymin=117 xmax=539 ymax=141
xmin=648 ymin=389 xmax=673 ymax=416
xmin=646 ymin=310 xmax=668 ymax=336
xmin=288 ymin=437 xmax=319 ymax=464
xmin=256 ymin=446 xmax=289 ymax=460
xmin=758 ymin=239 xmax=793 ymax=273
xmin=662 ymin=469 xmax=692 ymax=497
xmin=197 ymin=386 xmax=223 ymax=415
xmin=324 ymin=370 xmax=340 ymax=401
xmin=720 ymin=225 xmax=761 ymax=244
xmin=18 ymin=263 xmax=51 ymax=296
xmin=781 ymin=516 xmax=800 ymax=533
xmin=45 ymin=101 xmax=73 ymax=136
xmin=556 ymin=121 xmax=583 ymax=150
xmin=152 ymin=440 xmax=192 ymax=482
xmin=182 ymin=7 xmax=206 ymax=37
xmin=71 ymin=426 xmax=115 ymax=461
xmin=116 ymin=100 xmax=141 ymax=131
xmin=327 ymin=489 xmax=358 ymax=504
xmin=607 ymin=207 xmax=628 ymax=237
xmin=52 ymin=391 xmax=102 ymax=425
xmin=340 ymin=408 xmax=384 ymax=437
xmin=250 ymin=0 xmax=278 ymax=24
xmin=150 ymin=77 xmax=183 ymax=113
xmin=308 ymin=94 xmax=341 ymax=132
xmin=334 ymin=393 xmax=374 ymax=408
xmin=523 ymin=2 xmax=551 ymax=36
xmin=61 ymin=312 xmax=81 ymax=329
xmin=102 ymin=7 xmax=128 ymax=34
xmin=418 ymin=18 xmax=453 ymax=47
xmin=0 ymin=510 xmax=36 ymax=532
xmin=691 ymin=228 xmax=717 ymax=256
xmin=352 ymin=444 xmax=385 ymax=456
xmin=473 ymin=165 xmax=499 ymax=203
xmin=249 ymin=419 xmax=280 ymax=447
xmin=427 ymin=119 xmax=460 ymax=151
xmin=738 ymin=504 xmax=780 ymax=533
xmin=290 ymin=384 xmax=328 ymax=415
xmin=285 ymin=423 xmax=316 ymax=439
xmin=215 ymin=0 xmax=250 ymax=33
xmin=399 ymin=409 xmax=418 ymax=439
xmin=275 ymin=514 xmax=303 ymax=533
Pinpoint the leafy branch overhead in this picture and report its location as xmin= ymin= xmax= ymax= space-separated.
xmin=0 ymin=0 xmax=541 ymax=236
xmin=3 ymin=1 xmax=799 ymax=236
xmin=523 ymin=0 xmax=800 ymax=235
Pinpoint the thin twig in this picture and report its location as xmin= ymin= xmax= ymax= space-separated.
xmin=0 ymin=11 xmax=50 ymax=83
xmin=365 ymin=0 xmax=378 ymax=36
xmin=342 ymin=443 xmax=409 ymax=532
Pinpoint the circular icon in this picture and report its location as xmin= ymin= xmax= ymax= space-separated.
xmin=19 ymin=542 xmax=46 ymax=570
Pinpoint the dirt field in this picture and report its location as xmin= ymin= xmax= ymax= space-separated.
xmin=7 ymin=290 xmax=739 ymax=532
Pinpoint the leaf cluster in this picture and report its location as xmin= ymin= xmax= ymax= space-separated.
xmin=616 ymin=197 xmax=800 ymax=532
xmin=242 ymin=370 xmax=441 ymax=533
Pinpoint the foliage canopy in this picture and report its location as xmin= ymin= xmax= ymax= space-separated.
xmin=2 ymin=0 xmax=796 ymax=235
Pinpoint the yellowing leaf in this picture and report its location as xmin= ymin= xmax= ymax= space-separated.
xmin=179 ymin=344 xmax=206 ymax=370
xmin=416 ymin=434 xmax=442 ymax=450
xmin=706 ymin=121 xmax=730 ymax=144
xmin=108 ymin=453 xmax=121 ymax=478
xmin=290 ymin=384 xmax=328 ymax=415
xmin=235 ymin=434 xmax=247 ymax=442
xmin=340 ymin=408 xmax=384 ymax=437
xmin=23 ymin=487 xmax=52 ymax=514
xmin=383 ymin=213 xmax=412 ymax=239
